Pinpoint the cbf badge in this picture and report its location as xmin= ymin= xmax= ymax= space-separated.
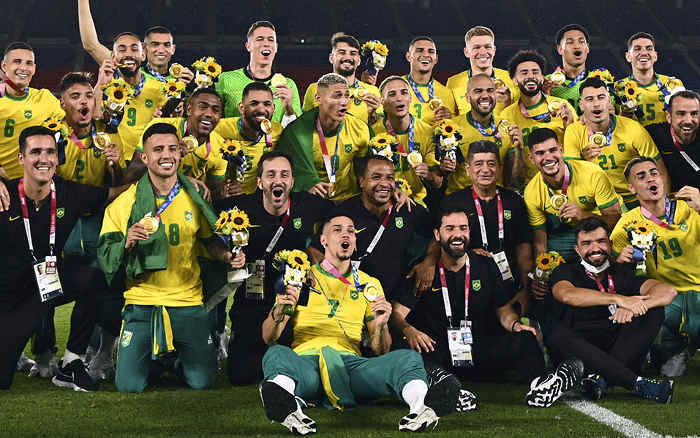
xmin=293 ymin=218 xmax=302 ymax=229
xmin=471 ymin=280 xmax=481 ymax=291
xmin=395 ymin=217 xmax=404 ymax=229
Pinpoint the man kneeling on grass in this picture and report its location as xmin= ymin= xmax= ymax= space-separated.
xmin=258 ymin=214 xmax=459 ymax=435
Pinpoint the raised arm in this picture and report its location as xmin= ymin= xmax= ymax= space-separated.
xmin=78 ymin=0 xmax=111 ymax=64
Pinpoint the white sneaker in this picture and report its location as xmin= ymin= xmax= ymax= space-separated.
xmin=16 ymin=353 xmax=35 ymax=372
xmin=660 ymin=350 xmax=689 ymax=377
xmin=280 ymin=407 xmax=317 ymax=436
xmin=261 ymin=381 xmax=317 ymax=435
xmin=28 ymin=351 xmax=58 ymax=378
xmin=456 ymin=389 xmax=478 ymax=412
xmin=526 ymin=358 xmax=584 ymax=408
xmin=398 ymin=406 xmax=439 ymax=432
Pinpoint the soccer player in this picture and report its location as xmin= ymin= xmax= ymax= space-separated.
xmin=277 ymin=73 xmax=369 ymax=202
xmin=259 ymin=214 xmax=459 ymax=434
xmin=217 ymin=21 xmax=301 ymax=125
xmin=564 ymin=77 xmax=669 ymax=210
xmin=647 ymin=90 xmax=700 ymax=192
xmin=98 ymin=122 xmax=245 ymax=393
xmin=303 ymin=33 xmax=381 ymax=125
xmin=527 ymin=216 xmax=676 ymax=407
xmin=446 ymin=26 xmax=519 ymax=117
xmin=547 ymin=24 xmax=594 ymax=111
xmin=500 ymin=50 xmax=576 ymax=183
xmin=215 ymin=82 xmax=284 ymax=196
xmin=0 ymin=42 xmax=64 ymax=180
xmin=445 ymin=74 xmax=525 ymax=194
xmin=214 ymin=151 xmax=332 ymax=385
xmin=617 ymin=32 xmax=683 ymax=126
xmin=369 ymin=76 xmax=441 ymax=205
xmin=404 ymin=36 xmax=456 ymax=125
xmin=611 ymin=157 xmax=700 ymax=377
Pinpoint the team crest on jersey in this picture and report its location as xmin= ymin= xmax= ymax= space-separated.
xmin=145 ymin=99 xmax=153 ymax=108
xmin=56 ymin=208 xmax=65 ymax=219
xmin=504 ymin=209 xmax=512 ymax=220
xmin=680 ymin=221 xmax=689 ymax=232
xmin=185 ymin=210 xmax=193 ymax=222
xmin=293 ymin=217 xmax=302 ymax=229
xmin=350 ymin=289 xmax=359 ymax=300
xmin=92 ymin=148 xmax=102 ymax=158
xmin=121 ymin=331 xmax=133 ymax=347
xmin=344 ymin=144 xmax=352 ymax=153
xmin=414 ymin=143 xmax=421 ymax=151
xmin=472 ymin=280 xmax=481 ymax=291
xmin=578 ymin=196 xmax=588 ymax=205
xmin=24 ymin=110 xmax=32 ymax=119
xmin=395 ymin=217 xmax=404 ymax=229
xmin=617 ymin=143 xmax=626 ymax=152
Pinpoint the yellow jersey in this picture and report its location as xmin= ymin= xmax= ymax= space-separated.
xmin=101 ymin=184 xmax=214 ymax=306
xmin=500 ymin=95 xmax=577 ymax=183
xmin=0 ymin=88 xmax=64 ymax=179
xmin=446 ymin=67 xmax=520 ymax=117
xmin=303 ymin=79 xmax=381 ymax=125
xmin=615 ymin=74 xmax=682 ymax=126
xmin=214 ymin=117 xmax=283 ymax=194
xmin=369 ymin=116 xmax=437 ymax=205
xmin=404 ymin=75 xmax=457 ymax=126
xmin=115 ymin=75 xmax=167 ymax=161
xmin=611 ymin=201 xmax=700 ymax=292
xmin=290 ymin=263 xmax=384 ymax=355
xmin=563 ymin=115 xmax=660 ymax=204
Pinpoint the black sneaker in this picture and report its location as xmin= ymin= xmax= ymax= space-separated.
xmin=260 ymin=381 xmax=317 ymax=435
xmin=634 ymin=377 xmax=674 ymax=404
xmin=581 ymin=373 xmax=608 ymax=401
xmin=526 ymin=358 xmax=584 ymax=408
xmin=51 ymin=359 xmax=100 ymax=392
xmin=424 ymin=367 xmax=461 ymax=417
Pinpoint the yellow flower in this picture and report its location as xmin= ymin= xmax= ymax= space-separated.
xmin=589 ymin=69 xmax=614 ymax=83
xmin=370 ymin=133 xmax=395 ymax=150
xmin=230 ymin=208 xmax=250 ymax=231
xmin=274 ymin=249 xmax=291 ymax=264
xmin=162 ymin=79 xmax=185 ymax=97
xmin=536 ymin=251 xmax=564 ymax=271
xmin=223 ymin=139 xmax=241 ymax=154
xmin=374 ymin=42 xmax=389 ymax=57
xmin=624 ymin=81 xmax=639 ymax=101
xmin=108 ymin=85 xmax=130 ymax=105
xmin=42 ymin=117 xmax=62 ymax=132
xmin=203 ymin=58 xmax=221 ymax=78
xmin=361 ymin=41 xmax=376 ymax=54
xmin=437 ymin=120 xmax=458 ymax=137
xmin=215 ymin=212 xmax=229 ymax=231
xmin=395 ymin=178 xmax=412 ymax=197
xmin=287 ymin=250 xmax=311 ymax=272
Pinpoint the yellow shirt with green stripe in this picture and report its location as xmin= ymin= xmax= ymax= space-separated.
xmin=369 ymin=115 xmax=437 ymax=205
xmin=0 ymin=88 xmax=64 ymax=179
xmin=116 ymin=75 xmax=167 ymax=161
xmin=564 ymin=115 xmax=660 ymax=204
xmin=214 ymin=117 xmax=283 ymax=194
xmin=446 ymin=67 xmax=520 ymax=117
xmin=611 ymin=201 xmax=700 ymax=292
xmin=290 ymin=263 xmax=383 ymax=355
xmin=303 ymin=80 xmax=381 ymax=125
xmin=500 ymin=95 xmax=577 ymax=184
xmin=445 ymin=112 xmax=515 ymax=195
xmin=615 ymin=74 xmax=682 ymax=126
xmin=404 ymin=75 xmax=457 ymax=126
xmin=524 ymin=159 xmax=619 ymax=229
xmin=101 ymin=184 xmax=214 ymax=306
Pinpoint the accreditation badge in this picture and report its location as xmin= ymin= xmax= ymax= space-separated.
xmin=34 ymin=258 xmax=63 ymax=302
xmin=244 ymin=259 xmax=265 ymax=300
xmin=492 ymin=251 xmax=513 ymax=281
xmin=447 ymin=320 xmax=473 ymax=368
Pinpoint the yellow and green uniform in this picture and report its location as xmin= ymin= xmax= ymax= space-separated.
xmin=404 ymin=75 xmax=456 ymax=126
xmin=564 ymin=115 xmax=661 ymax=206
xmin=304 ymin=79 xmax=381 ymax=125
xmin=115 ymin=74 xmax=167 ymax=161
xmin=369 ymin=115 xmax=437 ymax=205
xmin=446 ymin=67 xmax=520 ymax=117
xmin=500 ymin=95 xmax=577 ymax=183
xmin=214 ymin=117 xmax=283 ymax=194
xmin=615 ymin=74 xmax=682 ymax=126
xmin=445 ymin=112 xmax=515 ymax=195
xmin=0 ymin=88 xmax=64 ymax=179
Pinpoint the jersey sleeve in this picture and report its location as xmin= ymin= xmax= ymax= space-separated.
xmin=564 ymin=100 xmax=579 ymax=122
xmin=524 ymin=186 xmax=547 ymax=228
xmin=609 ymin=218 xmax=630 ymax=256
xmin=563 ymin=123 xmax=583 ymax=159
xmin=197 ymin=207 xmax=214 ymax=239
xmin=302 ymin=83 xmax=317 ymax=112
xmin=364 ymin=276 xmax=385 ymax=324
xmin=634 ymin=125 xmax=661 ymax=159
xmin=47 ymin=91 xmax=66 ymax=120
xmin=591 ymin=168 xmax=619 ymax=210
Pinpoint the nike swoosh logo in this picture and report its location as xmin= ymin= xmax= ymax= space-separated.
xmin=9 ymin=216 xmax=20 ymax=222
xmin=432 ymin=287 xmax=441 ymax=292
xmin=355 ymin=227 xmax=367 ymax=234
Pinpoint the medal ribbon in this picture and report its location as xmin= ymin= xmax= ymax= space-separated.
xmin=265 ymin=198 xmax=291 ymax=255
xmin=18 ymin=179 xmax=56 ymax=263
xmin=0 ymin=69 xmax=29 ymax=97
xmin=70 ymin=122 xmax=98 ymax=150
xmin=640 ymin=197 xmax=676 ymax=228
xmin=438 ymin=257 xmax=471 ymax=327
xmin=669 ymin=126 xmax=700 ymax=172
xmin=154 ymin=180 xmax=181 ymax=221
xmin=386 ymin=115 xmax=415 ymax=155
xmin=518 ymin=95 xmax=552 ymax=121
xmin=316 ymin=117 xmax=342 ymax=184
xmin=467 ymin=112 xmax=500 ymax=139
xmin=587 ymin=115 xmax=616 ymax=146
xmin=321 ymin=258 xmax=362 ymax=291
xmin=237 ymin=117 xmax=271 ymax=148
xmin=144 ymin=62 xmax=167 ymax=82
xmin=183 ymin=120 xmax=211 ymax=158
xmin=584 ymin=271 xmax=615 ymax=293
xmin=471 ymin=187 xmax=504 ymax=250
xmin=407 ymin=74 xmax=434 ymax=103
xmin=555 ymin=66 xmax=588 ymax=88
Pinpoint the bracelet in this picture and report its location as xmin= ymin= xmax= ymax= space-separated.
xmin=270 ymin=304 xmax=285 ymax=323
xmin=511 ymin=320 xmax=520 ymax=332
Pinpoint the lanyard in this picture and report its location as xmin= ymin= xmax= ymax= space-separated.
xmin=467 ymin=112 xmax=500 ymax=139
xmin=264 ymin=198 xmax=291 ymax=255
xmin=144 ymin=62 xmax=167 ymax=82
xmin=555 ymin=67 xmax=588 ymax=88
xmin=350 ymin=78 xmax=362 ymax=105
xmin=183 ymin=120 xmax=211 ymax=158
xmin=670 ymin=126 xmax=700 ymax=172
xmin=360 ymin=201 xmax=393 ymax=260
xmin=519 ymin=95 xmax=552 ymax=122
xmin=386 ymin=115 xmax=415 ymax=154
xmin=70 ymin=123 xmax=98 ymax=150
xmin=640 ymin=197 xmax=676 ymax=228
xmin=155 ymin=181 xmax=181 ymax=220
xmin=321 ymin=258 xmax=361 ymax=290
xmin=113 ymin=70 xmax=146 ymax=98
xmin=238 ymin=117 xmax=272 ymax=148
xmin=587 ymin=115 xmax=616 ymax=146
xmin=438 ymin=258 xmax=470 ymax=327
xmin=585 ymin=271 xmax=615 ymax=293
xmin=546 ymin=161 xmax=571 ymax=198
xmin=0 ymin=69 xmax=29 ymax=97
xmin=471 ymin=187 xmax=504 ymax=250
xmin=18 ymin=179 xmax=56 ymax=263
xmin=407 ymin=74 xmax=434 ymax=103
xmin=316 ymin=117 xmax=342 ymax=184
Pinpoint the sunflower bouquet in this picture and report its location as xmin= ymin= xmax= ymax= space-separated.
xmin=588 ymin=68 xmax=615 ymax=84
xmin=624 ymin=220 xmax=657 ymax=275
xmin=361 ymin=40 xmax=389 ymax=76
xmin=395 ymin=178 xmax=412 ymax=197
xmin=160 ymin=79 xmax=187 ymax=117
xmin=433 ymin=120 xmax=463 ymax=162
xmin=42 ymin=117 xmax=71 ymax=139
xmin=534 ymin=251 xmax=565 ymax=284
xmin=273 ymin=249 xmax=312 ymax=315
xmin=220 ymin=139 xmax=247 ymax=183
xmin=100 ymin=78 xmax=134 ymax=115
xmin=215 ymin=206 xmax=251 ymax=282
xmin=370 ymin=133 xmax=398 ymax=162
xmin=192 ymin=56 xmax=222 ymax=89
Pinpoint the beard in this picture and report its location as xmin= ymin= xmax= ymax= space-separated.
xmin=518 ymin=80 xmax=541 ymax=97
xmin=440 ymin=237 xmax=467 ymax=259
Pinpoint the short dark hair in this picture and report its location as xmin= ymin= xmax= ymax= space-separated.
xmin=555 ymin=24 xmax=590 ymax=47
xmin=626 ymin=32 xmax=655 ymax=51
xmin=508 ymin=50 xmax=547 ymax=78
xmin=19 ymin=126 xmax=55 ymax=154
xmin=331 ymin=33 xmax=360 ymax=51
xmin=579 ymin=77 xmax=607 ymax=95
xmin=320 ymin=213 xmax=354 ymax=235
xmin=668 ymin=90 xmax=700 ymax=111
xmin=144 ymin=26 xmax=173 ymax=40
xmin=3 ymin=41 xmax=33 ymax=57
xmin=467 ymin=140 xmax=500 ymax=163
xmin=59 ymin=72 xmax=93 ymax=94
xmin=242 ymin=81 xmax=273 ymax=100
xmin=187 ymin=88 xmax=221 ymax=112
xmin=257 ymin=151 xmax=294 ymax=178
xmin=436 ymin=207 xmax=469 ymax=229
xmin=623 ymin=156 xmax=657 ymax=180
xmin=247 ymin=21 xmax=275 ymax=39
xmin=356 ymin=155 xmax=395 ymax=178
xmin=574 ymin=216 xmax=610 ymax=242
xmin=408 ymin=36 xmax=435 ymax=50
xmin=142 ymin=122 xmax=178 ymax=146
xmin=527 ymin=127 xmax=559 ymax=149
xmin=112 ymin=32 xmax=141 ymax=46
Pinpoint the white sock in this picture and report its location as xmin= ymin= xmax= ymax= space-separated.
xmin=402 ymin=379 xmax=428 ymax=414
xmin=62 ymin=349 xmax=81 ymax=366
xmin=271 ymin=374 xmax=296 ymax=395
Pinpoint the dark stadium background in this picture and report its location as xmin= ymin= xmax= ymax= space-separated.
xmin=3 ymin=0 xmax=699 ymax=93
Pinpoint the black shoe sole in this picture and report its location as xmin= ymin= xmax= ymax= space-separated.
xmin=425 ymin=374 xmax=460 ymax=417
xmin=261 ymin=381 xmax=298 ymax=423
xmin=581 ymin=378 xmax=603 ymax=401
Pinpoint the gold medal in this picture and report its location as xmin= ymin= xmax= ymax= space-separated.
xmin=181 ymin=135 xmax=199 ymax=153
xmin=139 ymin=215 xmax=159 ymax=234
xmin=363 ymin=283 xmax=380 ymax=302
xmin=497 ymin=120 xmax=511 ymax=137
xmin=550 ymin=71 xmax=566 ymax=86
xmin=93 ymin=133 xmax=111 ymax=150
xmin=270 ymin=73 xmax=286 ymax=88
xmin=260 ymin=118 xmax=272 ymax=134
xmin=428 ymin=98 xmax=443 ymax=111
xmin=589 ymin=132 xmax=607 ymax=147
xmin=328 ymin=182 xmax=336 ymax=198
xmin=493 ymin=78 xmax=505 ymax=89
xmin=665 ymin=77 xmax=682 ymax=92
xmin=355 ymin=88 xmax=368 ymax=99
xmin=407 ymin=151 xmax=423 ymax=167
xmin=547 ymin=99 xmax=562 ymax=114
xmin=169 ymin=63 xmax=183 ymax=78
xmin=550 ymin=194 xmax=568 ymax=211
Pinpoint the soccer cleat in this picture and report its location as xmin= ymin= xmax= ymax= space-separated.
xmin=660 ymin=350 xmax=689 ymax=378
xmin=16 ymin=352 xmax=35 ymax=372
xmin=52 ymin=359 xmax=100 ymax=392
xmin=398 ymin=406 xmax=439 ymax=432
xmin=634 ymin=378 xmax=674 ymax=404
xmin=260 ymin=381 xmax=317 ymax=435
xmin=28 ymin=351 xmax=58 ymax=378
xmin=456 ymin=389 xmax=478 ymax=412
xmin=424 ymin=368 xmax=460 ymax=417
xmin=581 ymin=373 xmax=608 ymax=401
xmin=88 ymin=352 xmax=115 ymax=381
xmin=526 ymin=358 xmax=584 ymax=408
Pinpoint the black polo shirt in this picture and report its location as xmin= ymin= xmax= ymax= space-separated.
xmin=399 ymin=251 xmax=514 ymax=366
xmin=647 ymin=122 xmax=700 ymax=192
xmin=550 ymin=262 xmax=649 ymax=327
xmin=315 ymin=195 xmax=433 ymax=301
xmin=0 ymin=177 xmax=108 ymax=309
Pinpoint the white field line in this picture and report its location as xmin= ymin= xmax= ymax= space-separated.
xmin=565 ymin=399 xmax=663 ymax=438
